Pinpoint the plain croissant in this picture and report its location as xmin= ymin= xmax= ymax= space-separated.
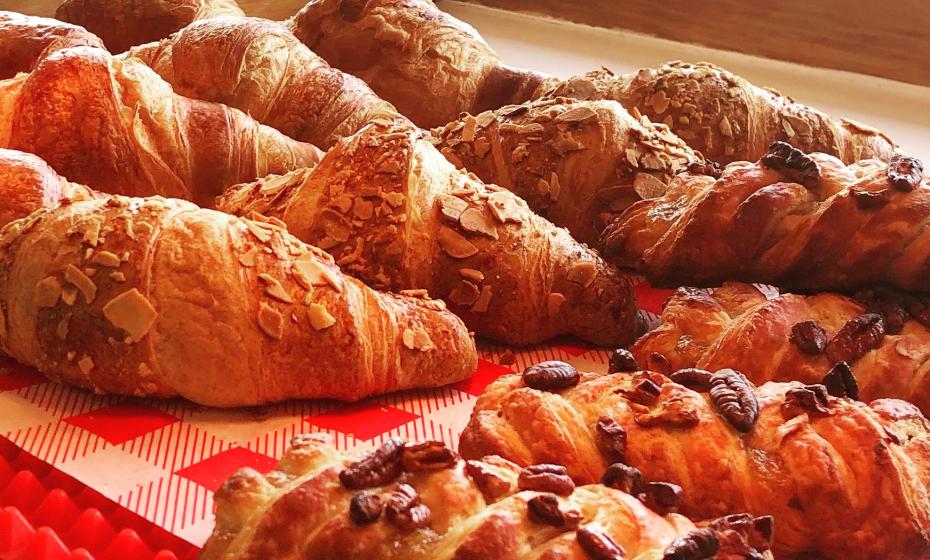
xmin=218 ymin=121 xmax=639 ymax=346
xmin=0 ymin=11 xmax=103 ymax=79
xmin=0 ymin=45 xmax=321 ymax=208
xmin=601 ymin=142 xmax=927 ymax=292
xmin=201 ymin=433 xmax=774 ymax=559
xmin=0 ymin=149 xmax=476 ymax=407
xmin=460 ymin=362 xmax=930 ymax=558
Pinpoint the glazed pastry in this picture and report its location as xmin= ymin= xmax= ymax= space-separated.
xmin=460 ymin=361 xmax=930 ymax=558
xmin=546 ymin=62 xmax=898 ymax=165
xmin=631 ymin=282 xmax=930 ymax=415
xmin=286 ymin=0 xmax=558 ymax=128
xmin=0 ymin=148 xmax=98 ymax=229
xmin=0 ymin=11 xmax=103 ymax=78
xmin=201 ymin=432 xmax=773 ymax=559
xmin=218 ymin=121 xmax=638 ymax=346
xmin=0 ymin=150 xmax=475 ymax=407
xmin=601 ymin=142 xmax=926 ymax=291
xmin=55 ymin=0 xmax=245 ymax=53
xmin=0 ymin=46 xmax=321 ymax=208
xmin=126 ymin=16 xmax=403 ymax=149
xmin=431 ymin=97 xmax=701 ymax=246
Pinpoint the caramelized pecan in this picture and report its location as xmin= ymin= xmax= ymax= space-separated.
xmin=601 ymin=463 xmax=642 ymax=494
xmin=385 ymin=484 xmax=431 ymax=530
xmin=789 ymin=320 xmax=827 ymax=355
xmin=464 ymin=460 xmax=512 ymax=502
xmin=669 ymin=368 xmax=713 ymax=391
xmin=338 ymin=0 xmax=369 ymax=22
xmin=647 ymin=352 xmax=673 ymax=375
xmin=518 ymin=464 xmax=575 ymax=496
xmin=784 ymin=384 xmax=831 ymax=416
xmin=595 ymin=417 xmax=627 ymax=463
xmin=854 ymin=287 xmax=910 ymax=334
xmin=852 ymin=188 xmax=892 ymax=210
xmin=888 ymin=155 xmax=924 ymax=192
xmin=527 ymin=494 xmax=582 ymax=528
xmin=339 ymin=438 xmax=404 ymax=489
xmin=639 ymin=481 xmax=683 ymax=515
xmin=824 ymin=313 xmax=884 ymax=363
xmin=620 ymin=378 xmax=662 ymax=405
xmin=349 ymin=491 xmax=383 ymax=525
xmin=401 ymin=440 xmax=458 ymax=472
xmin=686 ymin=160 xmax=723 ymax=179
xmin=708 ymin=370 xmax=759 ymax=433
xmin=710 ymin=513 xmax=775 ymax=552
xmin=577 ymin=525 xmax=626 ymax=560
xmin=522 ymin=361 xmax=580 ymax=391
xmin=662 ymin=527 xmax=719 ymax=560
xmin=608 ymin=348 xmax=639 ymax=373
xmin=761 ymin=141 xmax=821 ymax=186
xmin=822 ymin=362 xmax=859 ymax=400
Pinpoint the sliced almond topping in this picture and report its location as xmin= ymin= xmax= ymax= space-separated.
xmin=56 ymin=316 xmax=69 ymax=340
xmin=102 ymin=288 xmax=157 ymax=342
xmin=459 ymin=268 xmax=484 ymax=282
xmin=537 ymin=178 xmax=550 ymax=194
xmin=439 ymin=226 xmax=478 ymax=259
xmin=109 ymin=271 xmax=127 ymax=283
xmin=487 ymin=191 xmax=523 ymax=224
xmin=333 ymin=193 xmax=353 ymax=213
xmin=473 ymin=137 xmax=490 ymax=157
xmin=324 ymin=221 xmax=351 ymax=243
xmin=568 ymin=261 xmax=598 ymax=288
xmin=414 ymin=329 xmax=434 ymax=351
xmin=292 ymin=253 xmax=343 ymax=292
xmin=259 ymin=273 xmax=294 ymax=303
xmin=895 ymin=338 xmax=925 ymax=360
xmin=403 ymin=328 xmax=416 ymax=350
xmin=61 ymin=285 xmax=78 ymax=306
xmin=549 ymin=172 xmax=561 ymax=201
xmin=649 ymin=90 xmax=670 ymax=114
xmin=258 ymin=302 xmax=284 ymax=340
xmin=35 ymin=277 xmax=62 ymax=308
xmin=84 ymin=268 xmax=97 ymax=277
xmin=448 ymin=280 xmax=481 ymax=306
xmin=82 ymin=219 xmax=102 ymax=247
xmin=91 ymin=251 xmax=121 ymax=268
xmin=383 ymin=192 xmax=406 ymax=208
xmin=246 ymin=220 xmax=272 ymax=243
xmin=78 ymin=356 xmax=94 ymax=375
xmin=556 ymin=106 xmax=597 ymax=123
xmin=238 ymin=250 xmax=257 ymax=267
xmin=66 ymin=351 xmax=75 ymax=362
xmin=461 ymin=115 xmax=478 ymax=142
xmin=548 ymin=292 xmax=566 ymax=316
xmin=459 ymin=207 xmax=499 ymax=239
xmin=307 ymin=303 xmax=336 ymax=330
xmin=400 ymin=289 xmax=430 ymax=298
xmin=353 ymin=198 xmax=374 ymax=220
xmin=719 ymin=116 xmax=734 ymax=138
xmin=633 ymin=173 xmax=668 ymax=200
xmin=438 ymin=194 xmax=469 ymax=222
xmin=472 ymin=286 xmax=493 ymax=313
xmin=64 ymin=264 xmax=96 ymax=304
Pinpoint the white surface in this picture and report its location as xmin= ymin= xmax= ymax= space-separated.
xmin=440 ymin=1 xmax=930 ymax=162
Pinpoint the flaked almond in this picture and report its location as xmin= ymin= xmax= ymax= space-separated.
xmin=402 ymin=328 xmax=433 ymax=351
xmin=548 ymin=292 xmax=566 ymax=316
xmin=459 ymin=208 xmax=498 ymax=239
xmin=438 ymin=194 xmax=469 ymax=222
xmin=293 ymin=254 xmax=343 ymax=292
xmin=537 ymin=178 xmax=550 ymax=194
xmin=549 ymin=173 xmax=561 ymax=201
xmin=487 ymin=191 xmax=522 ymax=223
xmin=568 ymin=262 xmax=598 ymax=288
xmin=459 ymin=268 xmax=484 ymax=282
xmin=258 ymin=302 xmax=284 ymax=339
xmin=35 ymin=277 xmax=62 ymax=308
xmin=333 ymin=193 xmax=353 ymax=213
xmin=78 ymin=356 xmax=94 ymax=375
xmin=259 ymin=273 xmax=294 ymax=303
xmin=82 ymin=219 xmax=102 ymax=247
xmin=633 ymin=173 xmax=667 ymax=199
xmin=239 ymin=250 xmax=257 ymax=267
xmin=439 ymin=227 xmax=478 ymax=259
xmin=649 ymin=90 xmax=670 ymax=114
xmin=307 ymin=303 xmax=336 ymax=330
xmin=556 ymin=106 xmax=597 ymax=123
xmin=102 ymin=288 xmax=158 ymax=341
xmin=719 ymin=116 xmax=734 ymax=138
xmin=61 ymin=285 xmax=78 ymax=306
xmin=91 ymin=251 xmax=121 ymax=268
xmin=472 ymin=286 xmax=493 ymax=313
xmin=109 ymin=272 xmax=127 ymax=283
xmin=84 ymin=267 xmax=97 ymax=277
xmin=353 ymin=198 xmax=374 ymax=220
xmin=895 ymin=338 xmax=925 ymax=360
xmin=473 ymin=137 xmax=490 ymax=157
xmin=246 ymin=220 xmax=272 ymax=243
xmin=56 ymin=316 xmax=69 ymax=339
xmin=324 ymin=221 xmax=351 ymax=243
xmin=64 ymin=264 xmax=96 ymax=304
xmin=461 ymin=115 xmax=478 ymax=142
xmin=402 ymin=328 xmax=416 ymax=350
xmin=448 ymin=280 xmax=481 ymax=306
xmin=383 ymin=192 xmax=406 ymax=208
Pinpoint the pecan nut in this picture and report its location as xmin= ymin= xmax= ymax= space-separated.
xmin=401 ymin=440 xmax=458 ymax=472
xmin=669 ymin=368 xmax=713 ymax=391
xmin=825 ymin=313 xmax=884 ymax=363
xmin=789 ymin=320 xmax=828 ymax=355
xmin=385 ymin=483 xmax=431 ymax=530
xmin=629 ymin=378 xmax=661 ymax=404
xmin=522 ymin=361 xmax=580 ymax=391
xmin=647 ymin=352 xmax=673 ymax=375
xmin=852 ymin=188 xmax=892 ymax=210
xmin=822 ymin=362 xmax=859 ymax=400
xmin=761 ymin=141 xmax=821 ymax=186
xmin=710 ymin=513 xmax=775 ymax=552
xmin=577 ymin=525 xmax=626 ymax=560
xmin=518 ymin=464 xmax=575 ymax=496
xmin=339 ymin=438 xmax=404 ymax=489
xmin=854 ymin=287 xmax=912 ymax=334
xmin=464 ymin=460 xmax=513 ymax=502
xmin=595 ymin=416 xmax=627 ymax=463
xmin=527 ymin=494 xmax=582 ymax=528
xmin=784 ymin=384 xmax=831 ymax=416
xmin=708 ymin=369 xmax=759 ymax=433
xmin=639 ymin=481 xmax=683 ymax=515
xmin=608 ymin=348 xmax=639 ymax=373
xmin=888 ymin=155 xmax=924 ymax=192
xmin=662 ymin=527 xmax=719 ymax=560
xmin=349 ymin=491 xmax=383 ymax=525
xmin=686 ymin=160 xmax=723 ymax=179
xmin=601 ymin=463 xmax=642 ymax=494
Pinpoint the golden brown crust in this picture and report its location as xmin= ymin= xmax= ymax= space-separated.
xmin=0 ymin=46 xmax=321 ymax=208
xmin=431 ymin=97 xmax=700 ymax=246
xmin=286 ymin=0 xmax=558 ymax=128
xmin=55 ymin=0 xmax=245 ymax=53
xmin=0 ymin=11 xmax=104 ymax=79
xmin=218 ymin=122 xmax=638 ymax=346
xmin=0 ymin=148 xmax=98 ymax=229
xmin=126 ymin=16 xmax=403 ymax=149
xmin=601 ymin=146 xmax=929 ymax=291
xmin=546 ymin=62 xmax=898 ymax=164
xmin=460 ymin=366 xmax=930 ymax=558
xmin=201 ymin=433 xmax=771 ymax=559
xmin=0 ymin=162 xmax=476 ymax=406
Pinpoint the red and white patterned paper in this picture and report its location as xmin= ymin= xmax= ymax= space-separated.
xmin=0 ymin=281 xmax=672 ymax=546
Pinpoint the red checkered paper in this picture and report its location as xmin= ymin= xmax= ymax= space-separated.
xmin=0 ymin=281 xmax=672 ymax=546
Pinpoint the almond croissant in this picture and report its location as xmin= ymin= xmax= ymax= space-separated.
xmin=460 ymin=363 xmax=930 ymax=558
xmin=0 ymin=46 xmax=321 ymax=209
xmin=201 ymin=433 xmax=773 ymax=559
xmin=0 ymin=11 xmax=103 ymax=79
xmin=601 ymin=142 xmax=926 ymax=292
xmin=217 ymin=121 xmax=638 ymax=346
xmin=0 ymin=149 xmax=475 ymax=407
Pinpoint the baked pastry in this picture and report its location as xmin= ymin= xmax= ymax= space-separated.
xmin=431 ymin=97 xmax=701 ymax=246
xmin=631 ymin=282 xmax=930 ymax=415
xmin=218 ymin=121 xmax=638 ymax=346
xmin=0 ymin=150 xmax=475 ymax=406
xmin=286 ymin=0 xmax=558 ymax=128
xmin=460 ymin=362 xmax=930 ymax=558
xmin=601 ymin=142 xmax=926 ymax=291
xmin=201 ymin=432 xmax=773 ymax=559
xmin=0 ymin=148 xmax=98 ymax=229
xmin=0 ymin=46 xmax=321 ymax=208
xmin=545 ymin=62 xmax=898 ymax=165
xmin=126 ymin=16 xmax=403 ymax=149
xmin=0 ymin=11 xmax=103 ymax=79
xmin=55 ymin=0 xmax=245 ymax=53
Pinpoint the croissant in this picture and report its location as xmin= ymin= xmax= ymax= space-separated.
xmin=286 ymin=0 xmax=557 ymax=128
xmin=601 ymin=142 xmax=927 ymax=292
xmin=125 ymin=16 xmax=403 ymax=150
xmin=0 ymin=11 xmax=104 ymax=79
xmin=431 ymin=97 xmax=701 ymax=246
xmin=0 ymin=46 xmax=321 ymax=208
xmin=544 ymin=62 xmax=898 ymax=165
xmin=460 ymin=362 xmax=930 ymax=558
xmin=0 ymin=149 xmax=476 ymax=407
xmin=201 ymin=432 xmax=774 ymax=559
xmin=55 ymin=0 xmax=245 ymax=53
xmin=217 ymin=121 xmax=638 ymax=346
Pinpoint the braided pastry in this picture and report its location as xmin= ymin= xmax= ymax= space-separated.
xmin=202 ymin=433 xmax=773 ymax=559
xmin=601 ymin=142 xmax=926 ymax=291
xmin=460 ymin=362 xmax=930 ymax=558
